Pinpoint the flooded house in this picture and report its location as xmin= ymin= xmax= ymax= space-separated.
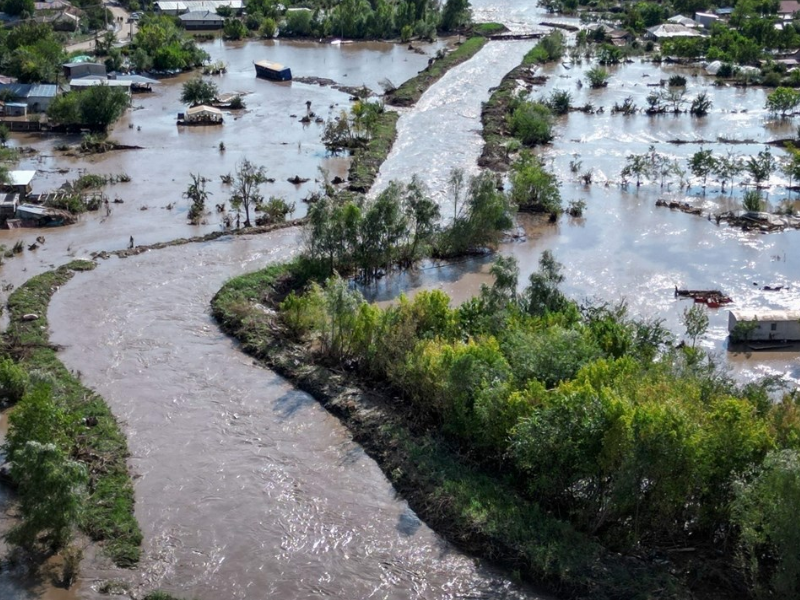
xmin=0 ymin=83 xmax=58 ymax=112
xmin=254 ymin=60 xmax=292 ymax=81
xmin=3 ymin=170 xmax=35 ymax=196
xmin=179 ymin=10 xmax=224 ymax=29
xmin=645 ymin=23 xmax=704 ymax=41
xmin=179 ymin=104 xmax=224 ymax=124
xmin=155 ymin=0 xmax=242 ymax=15
xmin=728 ymin=310 xmax=800 ymax=342
xmin=12 ymin=204 xmax=74 ymax=227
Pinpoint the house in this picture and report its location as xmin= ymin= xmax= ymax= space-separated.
xmin=4 ymin=102 xmax=26 ymax=117
xmin=26 ymin=84 xmax=57 ymax=112
xmin=645 ymin=23 xmax=704 ymax=40
xmin=155 ymin=0 xmax=242 ymax=15
xmin=68 ymin=78 xmax=132 ymax=94
xmin=14 ymin=204 xmax=74 ymax=227
xmin=4 ymin=171 xmax=36 ymax=195
xmin=666 ymin=15 xmax=699 ymax=28
xmin=779 ymin=0 xmax=800 ymax=17
xmin=182 ymin=104 xmax=223 ymax=124
xmin=33 ymin=0 xmax=72 ymax=9
xmin=606 ymin=28 xmax=634 ymax=46
xmin=729 ymin=310 xmax=800 ymax=342
xmin=179 ymin=10 xmax=224 ymax=29
xmin=715 ymin=6 xmax=735 ymax=16
xmin=63 ymin=61 xmax=106 ymax=80
xmin=0 ymin=83 xmax=57 ymax=113
xmin=694 ymin=12 xmax=719 ymax=28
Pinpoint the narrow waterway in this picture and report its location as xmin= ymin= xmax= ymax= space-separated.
xmin=45 ymin=230 xmax=541 ymax=600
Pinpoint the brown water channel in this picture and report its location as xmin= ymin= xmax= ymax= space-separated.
xmin=43 ymin=230 xmax=540 ymax=600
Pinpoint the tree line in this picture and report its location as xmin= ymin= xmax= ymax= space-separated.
xmin=219 ymin=0 xmax=472 ymax=42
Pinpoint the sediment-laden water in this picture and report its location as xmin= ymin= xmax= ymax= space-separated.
xmin=45 ymin=231 xmax=541 ymax=600
xmin=3 ymin=1 xmax=800 ymax=597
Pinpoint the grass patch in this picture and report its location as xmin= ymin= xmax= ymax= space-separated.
xmin=386 ymin=36 xmax=488 ymax=107
xmin=470 ymin=22 xmax=507 ymax=37
xmin=3 ymin=261 xmax=142 ymax=566
xmin=347 ymin=111 xmax=399 ymax=193
xmin=211 ymin=263 xmax=684 ymax=600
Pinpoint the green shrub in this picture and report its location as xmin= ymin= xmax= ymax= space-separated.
xmin=733 ymin=450 xmax=800 ymax=598
xmin=508 ymin=101 xmax=554 ymax=146
xmin=0 ymin=357 xmax=28 ymax=403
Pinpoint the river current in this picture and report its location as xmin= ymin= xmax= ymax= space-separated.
xmin=2 ymin=0 xmax=800 ymax=597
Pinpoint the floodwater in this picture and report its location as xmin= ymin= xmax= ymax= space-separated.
xmin=0 ymin=38 xmax=442 ymax=293
xmin=4 ymin=1 xmax=800 ymax=598
xmin=46 ymin=230 xmax=541 ymax=600
xmin=373 ymin=42 xmax=800 ymax=385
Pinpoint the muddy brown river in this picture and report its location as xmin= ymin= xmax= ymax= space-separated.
xmin=46 ymin=231 xmax=540 ymax=600
xmin=2 ymin=0 xmax=800 ymax=597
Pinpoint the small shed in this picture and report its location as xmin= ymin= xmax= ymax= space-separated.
xmin=184 ymin=104 xmax=223 ymax=123
xmin=729 ymin=310 xmax=800 ymax=342
xmin=4 ymin=102 xmax=27 ymax=117
xmin=4 ymin=171 xmax=36 ymax=195
xmin=14 ymin=204 xmax=74 ymax=227
xmin=694 ymin=12 xmax=720 ymax=28
xmin=27 ymin=84 xmax=57 ymax=112
xmin=179 ymin=10 xmax=224 ymax=29
xmin=63 ymin=61 xmax=106 ymax=80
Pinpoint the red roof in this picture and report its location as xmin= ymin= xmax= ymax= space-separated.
xmin=779 ymin=0 xmax=800 ymax=14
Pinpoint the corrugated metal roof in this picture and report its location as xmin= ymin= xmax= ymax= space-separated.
xmin=730 ymin=310 xmax=800 ymax=322
xmin=0 ymin=83 xmax=31 ymax=98
xmin=28 ymin=84 xmax=57 ymax=98
xmin=69 ymin=78 xmax=131 ymax=88
xmin=186 ymin=104 xmax=222 ymax=115
xmin=179 ymin=10 xmax=224 ymax=20
xmin=16 ymin=204 xmax=50 ymax=216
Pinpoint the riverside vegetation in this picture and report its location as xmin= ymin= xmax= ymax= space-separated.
xmin=213 ymin=170 xmax=800 ymax=599
xmin=0 ymin=262 xmax=141 ymax=573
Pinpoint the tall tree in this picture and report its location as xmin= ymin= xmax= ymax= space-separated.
xmin=230 ymin=159 xmax=268 ymax=227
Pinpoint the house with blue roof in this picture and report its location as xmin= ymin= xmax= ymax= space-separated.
xmin=0 ymin=82 xmax=58 ymax=113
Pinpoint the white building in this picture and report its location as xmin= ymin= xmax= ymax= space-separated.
xmin=728 ymin=310 xmax=800 ymax=342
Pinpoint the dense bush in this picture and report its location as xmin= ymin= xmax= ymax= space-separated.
xmin=508 ymin=100 xmax=554 ymax=146
xmin=264 ymin=250 xmax=800 ymax=597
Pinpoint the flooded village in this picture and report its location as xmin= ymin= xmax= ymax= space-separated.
xmin=1 ymin=0 xmax=800 ymax=598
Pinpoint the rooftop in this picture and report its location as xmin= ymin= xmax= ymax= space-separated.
xmin=647 ymin=23 xmax=704 ymax=38
xmin=255 ymin=60 xmax=287 ymax=70
xmin=186 ymin=104 xmax=222 ymax=115
xmin=8 ymin=171 xmax=36 ymax=186
xmin=179 ymin=9 xmax=224 ymax=20
xmin=779 ymin=0 xmax=800 ymax=13
xmin=731 ymin=310 xmax=800 ymax=322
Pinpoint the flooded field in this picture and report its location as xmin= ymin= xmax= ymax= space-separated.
xmin=2 ymin=0 xmax=800 ymax=597
xmin=0 ymin=38 xmax=442 ymax=293
xmin=373 ymin=45 xmax=800 ymax=385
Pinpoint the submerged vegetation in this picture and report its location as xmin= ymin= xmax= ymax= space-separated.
xmin=1 ymin=262 xmax=141 ymax=567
